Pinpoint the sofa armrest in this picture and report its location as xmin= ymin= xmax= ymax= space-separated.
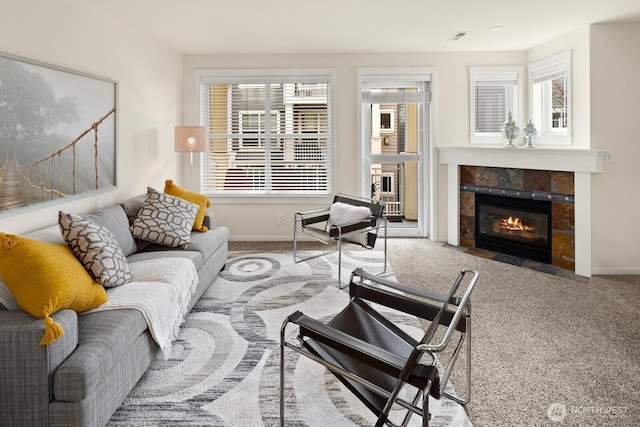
xmin=0 ymin=309 xmax=78 ymax=425
xmin=203 ymin=207 xmax=216 ymax=230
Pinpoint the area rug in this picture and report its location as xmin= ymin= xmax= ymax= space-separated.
xmin=107 ymin=250 xmax=472 ymax=426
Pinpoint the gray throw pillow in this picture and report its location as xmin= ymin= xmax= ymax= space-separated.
xmin=130 ymin=187 xmax=198 ymax=248
xmin=59 ymin=211 xmax=133 ymax=287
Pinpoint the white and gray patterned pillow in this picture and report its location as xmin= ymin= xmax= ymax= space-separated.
xmin=130 ymin=187 xmax=198 ymax=248
xmin=59 ymin=211 xmax=133 ymax=287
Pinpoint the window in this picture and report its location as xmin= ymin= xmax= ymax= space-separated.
xmin=528 ymin=51 xmax=571 ymax=145
xmin=358 ymin=68 xmax=432 ymax=237
xmin=380 ymin=109 xmax=394 ymax=132
xmin=239 ymin=111 xmax=280 ymax=148
xmin=469 ymin=66 xmax=524 ymax=144
xmin=381 ymin=174 xmax=394 ymax=194
xmin=197 ymin=69 xmax=334 ymax=195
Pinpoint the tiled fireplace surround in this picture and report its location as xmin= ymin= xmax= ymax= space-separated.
xmin=458 ymin=166 xmax=575 ymax=270
xmin=438 ymin=147 xmax=610 ymax=277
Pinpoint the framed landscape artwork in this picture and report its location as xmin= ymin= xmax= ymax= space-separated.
xmin=0 ymin=52 xmax=117 ymax=216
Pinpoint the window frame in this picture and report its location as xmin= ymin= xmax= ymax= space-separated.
xmin=469 ymin=66 xmax=524 ymax=145
xmin=195 ymin=68 xmax=336 ymax=202
xmin=528 ymin=51 xmax=572 ymax=145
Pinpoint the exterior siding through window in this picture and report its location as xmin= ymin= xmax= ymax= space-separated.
xmin=198 ymin=72 xmax=333 ymax=195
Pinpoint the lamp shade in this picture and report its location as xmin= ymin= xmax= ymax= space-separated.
xmin=174 ymin=126 xmax=208 ymax=152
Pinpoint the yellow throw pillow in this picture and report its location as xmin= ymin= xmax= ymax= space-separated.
xmin=0 ymin=233 xmax=108 ymax=345
xmin=164 ymin=179 xmax=211 ymax=232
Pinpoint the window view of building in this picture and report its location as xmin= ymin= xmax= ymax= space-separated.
xmin=368 ymin=88 xmax=421 ymax=222
xmin=199 ymin=78 xmax=332 ymax=195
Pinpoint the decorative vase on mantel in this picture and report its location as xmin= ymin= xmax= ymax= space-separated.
xmin=522 ymin=119 xmax=537 ymax=149
xmin=501 ymin=110 xmax=520 ymax=148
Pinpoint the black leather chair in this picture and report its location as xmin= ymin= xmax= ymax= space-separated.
xmin=293 ymin=193 xmax=387 ymax=287
xmin=280 ymin=267 xmax=479 ymax=426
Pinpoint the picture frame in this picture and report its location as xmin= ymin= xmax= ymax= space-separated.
xmin=0 ymin=51 xmax=117 ymax=216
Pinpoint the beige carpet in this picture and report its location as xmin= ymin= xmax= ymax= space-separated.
xmin=230 ymin=239 xmax=640 ymax=426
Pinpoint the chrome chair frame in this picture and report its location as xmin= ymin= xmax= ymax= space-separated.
xmin=280 ymin=267 xmax=479 ymax=426
xmin=293 ymin=193 xmax=387 ymax=287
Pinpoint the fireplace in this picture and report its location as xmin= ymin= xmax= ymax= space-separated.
xmin=439 ymin=148 xmax=610 ymax=276
xmin=475 ymin=193 xmax=552 ymax=264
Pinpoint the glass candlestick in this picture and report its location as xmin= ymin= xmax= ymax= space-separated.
xmin=501 ymin=110 xmax=520 ymax=148
xmin=522 ymin=119 xmax=537 ymax=148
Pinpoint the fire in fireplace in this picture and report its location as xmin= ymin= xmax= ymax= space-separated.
xmin=475 ymin=193 xmax=552 ymax=263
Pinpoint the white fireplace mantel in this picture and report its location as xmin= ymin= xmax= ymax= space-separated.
xmin=438 ymin=146 xmax=610 ymax=173
xmin=437 ymin=146 xmax=611 ymax=278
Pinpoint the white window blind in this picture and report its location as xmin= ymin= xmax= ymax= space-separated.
xmin=530 ymin=54 xmax=569 ymax=84
xmin=473 ymin=75 xmax=517 ymax=133
xmin=469 ymin=66 xmax=523 ymax=143
xmin=198 ymin=72 xmax=333 ymax=195
xmin=361 ymin=90 xmax=431 ymax=104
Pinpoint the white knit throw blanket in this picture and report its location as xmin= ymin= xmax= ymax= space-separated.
xmin=86 ymin=257 xmax=198 ymax=359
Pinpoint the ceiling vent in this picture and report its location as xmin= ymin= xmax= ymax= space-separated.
xmin=448 ymin=31 xmax=469 ymax=41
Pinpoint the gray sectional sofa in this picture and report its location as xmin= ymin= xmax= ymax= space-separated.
xmin=0 ymin=194 xmax=229 ymax=426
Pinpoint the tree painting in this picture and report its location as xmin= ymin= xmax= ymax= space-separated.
xmin=0 ymin=54 xmax=116 ymax=214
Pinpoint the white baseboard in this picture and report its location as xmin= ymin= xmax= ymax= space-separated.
xmin=230 ymin=236 xmax=299 ymax=241
xmin=591 ymin=267 xmax=640 ymax=275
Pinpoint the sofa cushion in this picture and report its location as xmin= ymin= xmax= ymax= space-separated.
xmin=0 ymin=233 xmax=107 ymax=345
xmin=131 ymin=187 xmax=199 ymax=249
xmin=120 ymin=195 xmax=145 ymax=224
xmin=127 ymin=250 xmax=203 ymax=271
xmin=0 ymin=280 xmax=16 ymax=310
xmin=59 ymin=212 xmax=133 ymax=288
xmin=83 ymin=205 xmax=138 ymax=257
xmin=119 ymin=195 xmax=153 ymax=253
xmin=164 ymin=179 xmax=211 ymax=232
xmin=182 ymin=227 xmax=229 ymax=264
xmin=128 ymin=225 xmax=228 ymax=271
xmin=23 ymin=224 xmax=65 ymax=244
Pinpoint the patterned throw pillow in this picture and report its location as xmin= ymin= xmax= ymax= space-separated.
xmin=59 ymin=211 xmax=133 ymax=287
xmin=130 ymin=187 xmax=199 ymax=248
xmin=163 ymin=179 xmax=211 ymax=232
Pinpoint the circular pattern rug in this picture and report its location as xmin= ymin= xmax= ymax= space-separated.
xmin=107 ymin=250 xmax=472 ymax=426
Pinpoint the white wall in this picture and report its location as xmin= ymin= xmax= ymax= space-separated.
xmin=590 ymin=22 xmax=640 ymax=274
xmin=183 ymin=51 xmax=525 ymax=241
xmin=0 ymin=0 xmax=183 ymax=235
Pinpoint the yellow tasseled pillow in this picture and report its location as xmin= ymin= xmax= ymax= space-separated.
xmin=164 ymin=179 xmax=211 ymax=232
xmin=0 ymin=233 xmax=108 ymax=345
